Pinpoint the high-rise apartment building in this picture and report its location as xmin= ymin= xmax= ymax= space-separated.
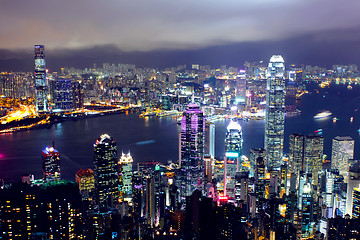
xmin=331 ymin=136 xmax=354 ymax=180
xmin=34 ymin=45 xmax=48 ymax=113
xmin=94 ymin=134 xmax=119 ymax=209
xmin=179 ymin=103 xmax=205 ymax=199
xmin=118 ymin=152 xmax=133 ymax=202
xmin=264 ymin=55 xmax=285 ymax=169
xmin=42 ymin=146 xmax=61 ymax=182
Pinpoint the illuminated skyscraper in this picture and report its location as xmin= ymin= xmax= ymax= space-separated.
xmin=304 ymin=134 xmax=324 ymax=185
xmin=42 ymin=146 xmax=61 ymax=182
xmin=75 ymin=169 xmax=95 ymax=200
xmin=51 ymin=78 xmax=74 ymax=111
xmin=180 ymin=103 xmax=205 ymax=199
xmin=331 ymin=136 xmax=354 ymax=180
xmin=204 ymin=121 xmax=215 ymax=159
xmin=224 ymin=120 xmax=243 ymax=197
xmin=264 ymin=55 xmax=285 ymax=169
xmin=94 ymin=134 xmax=119 ymax=208
xmin=118 ymin=152 xmax=133 ymax=202
xmin=34 ymin=45 xmax=48 ymax=112
xmin=289 ymin=133 xmax=305 ymax=174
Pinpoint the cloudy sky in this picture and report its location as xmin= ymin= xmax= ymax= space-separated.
xmin=1 ymin=0 xmax=360 ymax=70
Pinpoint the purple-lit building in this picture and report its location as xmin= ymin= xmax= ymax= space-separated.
xmin=179 ymin=103 xmax=205 ymax=199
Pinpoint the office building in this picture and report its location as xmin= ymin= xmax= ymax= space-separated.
xmin=180 ymin=103 xmax=205 ymax=199
xmin=289 ymin=133 xmax=305 ymax=174
xmin=304 ymin=134 xmax=324 ymax=185
xmin=34 ymin=45 xmax=48 ymax=113
xmin=204 ymin=121 xmax=215 ymax=159
xmin=75 ymin=169 xmax=95 ymax=200
xmin=224 ymin=120 xmax=243 ymax=198
xmin=51 ymin=78 xmax=74 ymax=111
xmin=331 ymin=136 xmax=354 ymax=180
xmin=264 ymin=55 xmax=285 ymax=169
xmin=346 ymin=162 xmax=360 ymax=215
xmin=41 ymin=146 xmax=60 ymax=182
xmin=119 ymin=152 xmax=133 ymax=202
xmin=73 ymin=80 xmax=84 ymax=109
xmin=94 ymin=134 xmax=119 ymax=208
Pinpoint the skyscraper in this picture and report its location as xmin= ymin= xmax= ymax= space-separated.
xmin=118 ymin=152 xmax=133 ymax=203
xmin=34 ymin=45 xmax=48 ymax=113
xmin=180 ymin=103 xmax=205 ymax=199
xmin=331 ymin=136 xmax=354 ymax=180
xmin=42 ymin=146 xmax=61 ymax=182
xmin=224 ymin=120 xmax=243 ymax=198
xmin=204 ymin=121 xmax=215 ymax=159
xmin=304 ymin=134 xmax=324 ymax=185
xmin=289 ymin=133 xmax=305 ymax=174
xmin=265 ymin=55 xmax=285 ymax=169
xmin=51 ymin=78 xmax=74 ymax=111
xmin=94 ymin=134 xmax=119 ymax=208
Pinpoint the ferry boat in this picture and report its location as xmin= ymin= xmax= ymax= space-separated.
xmin=314 ymin=111 xmax=332 ymax=119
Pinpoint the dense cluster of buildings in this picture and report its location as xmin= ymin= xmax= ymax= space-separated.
xmin=2 ymin=48 xmax=360 ymax=239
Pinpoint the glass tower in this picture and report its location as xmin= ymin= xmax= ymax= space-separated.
xmin=94 ymin=134 xmax=119 ymax=209
xmin=42 ymin=146 xmax=61 ymax=182
xmin=331 ymin=136 xmax=354 ymax=181
xmin=180 ymin=103 xmax=205 ymax=199
xmin=118 ymin=152 xmax=133 ymax=202
xmin=224 ymin=120 xmax=243 ymax=198
xmin=265 ymin=55 xmax=285 ymax=169
xmin=34 ymin=45 xmax=48 ymax=113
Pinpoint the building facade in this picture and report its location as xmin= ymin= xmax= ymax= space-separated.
xmin=264 ymin=55 xmax=285 ymax=169
xmin=41 ymin=146 xmax=61 ymax=182
xmin=94 ymin=134 xmax=119 ymax=209
xmin=34 ymin=45 xmax=48 ymax=113
xmin=331 ymin=136 xmax=354 ymax=180
xmin=179 ymin=103 xmax=205 ymax=199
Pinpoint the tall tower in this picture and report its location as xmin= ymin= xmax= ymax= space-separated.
xmin=180 ymin=103 xmax=205 ymax=199
xmin=42 ymin=146 xmax=61 ymax=182
xmin=331 ymin=136 xmax=354 ymax=181
xmin=304 ymin=134 xmax=324 ymax=185
xmin=224 ymin=120 xmax=243 ymax=197
xmin=289 ymin=133 xmax=305 ymax=174
xmin=265 ymin=55 xmax=285 ymax=169
xmin=34 ymin=45 xmax=48 ymax=113
xmin=118 ymin=152 xmax=133 ymax=203
xmin=94 ymin=134 xmax=119 ymax=209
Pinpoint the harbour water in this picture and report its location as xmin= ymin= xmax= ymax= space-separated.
xmin=1 ymin=83 xmax=360 ymax=181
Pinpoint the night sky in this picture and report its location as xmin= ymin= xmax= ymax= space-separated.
xmin=1 ymin=0 xmax=360 ymax=71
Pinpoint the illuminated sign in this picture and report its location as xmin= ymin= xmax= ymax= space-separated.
xmin=225 ymin=152 xmax=239 ymax=158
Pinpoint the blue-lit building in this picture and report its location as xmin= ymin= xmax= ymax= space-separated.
xmin=264 ymin=55 xmax=285 ymax=169
xmin=51 ymin=78 xmax=74 ymax=111
xmin=94 ymin=134 xmax=119 ymax=209
xmin=34 ymin=45 xmax=48 ymax=113
xmin=180 ymin=103 xmax=205 ymax=200
xmin=42 ymin=146 xmax=61 ymax=182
